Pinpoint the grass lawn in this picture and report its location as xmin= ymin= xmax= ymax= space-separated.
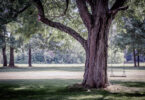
xmin=0 ymin=64 xmax=145 ymax=100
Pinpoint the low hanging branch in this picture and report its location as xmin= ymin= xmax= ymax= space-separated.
xmin=32 ymin=0 xmax=87 ymax=50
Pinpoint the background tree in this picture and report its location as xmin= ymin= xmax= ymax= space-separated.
xmin=7 ymin=22 xmax=24 ymax=67
xmin=0 ymin=26 xmax=8 ymax=67
xmin=113 ymin=18 xmax=145 ymax=67
xmin=0 ymin=0 xmax=30 ymax=67
xmin=16 ymin=6 xmax=41 ymax=67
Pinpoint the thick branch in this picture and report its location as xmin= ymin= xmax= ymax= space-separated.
xmin=32 ymin=0 xmax=87 ymax=49
xmin=111 ymin=0 xmax=128 ymax=10
xmin=76 ymin=0 xmax=92 ymax=30
xmin=109 ymin=6 xmax=128 ymax=15
xmin=109 ymin=0 xmax=128 ymax=19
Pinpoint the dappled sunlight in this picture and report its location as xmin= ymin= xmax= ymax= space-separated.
xmin=105 ymin=84 xmax=145 ymax=93
xmin=68 ymin=95 xmax=103 ymax=100
xmin=0 ymin=79 xmax=145 ymax=100
xmin=0 ymin=65 xmax=145 ymax=100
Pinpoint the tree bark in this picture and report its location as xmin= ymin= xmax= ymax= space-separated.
xmin=28 ymin=46 xmax=32 ymax=67
xmin=9 ymin=47 xmax=15 ymax=67
xmin=137 ymin=55 xmax=140 ymax=67
xmin=82 ymin=16 xmax=112 ymax=88
xmin=2 ymin=46 xmax=7 ymax=67
xmin=133 ymin=48 xmax=137 ymax=67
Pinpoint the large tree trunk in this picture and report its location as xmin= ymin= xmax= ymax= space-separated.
xmin=28 ymin=46 xmax=32 ymax=67
xmin=2 ymin=46 xmax=7 ymax=67
xmin=9 ymin=47 xmax=15 ymax=67
xmin=82 ymin=16 xmax=112 ymax=88
xmin=133 ymin=47 xmax=137 ymax=67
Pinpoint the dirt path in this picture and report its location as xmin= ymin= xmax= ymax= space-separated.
xmin=0 ymin=71 xmax=83 ymax=80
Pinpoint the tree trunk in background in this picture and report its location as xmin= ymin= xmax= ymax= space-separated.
xmin=43 ymin=50 xmax=47 ymax=64
xmin=28 ymin=46 xmax=32 ymax=67
xmin=133 ymin=48 xmax=137 ymax=67
xmin=9 ymin=47 xmax=15 ymax=67
xmin=2 ymin=46 xmax=7 ymax=67
xmin=137 ymin=55 xmax=140 ymax=67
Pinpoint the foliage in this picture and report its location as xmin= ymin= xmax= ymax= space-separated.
xmin=0 ymin=26 xmax=7 ymax=48
xmin=113 ymin=18 xmax=145 ymax=55
xmin=0 ymin=0 xmax=30 ymax=26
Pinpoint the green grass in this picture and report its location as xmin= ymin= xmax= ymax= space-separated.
xmin=0 ymin=64 xmax=145 ymax=100
xmin=0 ymin=79 xmax=145 ymax=100
xmin=0 ymin=66 xmax=84 ymax=72
xmin=111 ymin=80 xmax=145 ymax=88
xmin=0 ymin=65 xmax=145 ymax=72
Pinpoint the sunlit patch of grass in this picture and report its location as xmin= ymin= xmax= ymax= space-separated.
xmin=68 ymin=95 xmax=103 ymax=100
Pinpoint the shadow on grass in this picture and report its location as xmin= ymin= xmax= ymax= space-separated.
xmin=108 ymin=66 xmax=145 ymax=70
xmin=111 ymin=80 xmax=145 ymax=88
xmin=0 ymin=79 xmax=145 ymax=100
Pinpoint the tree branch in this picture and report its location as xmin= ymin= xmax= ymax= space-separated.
xmin=13 ymin=3 xmax=31 ymax=18
xmin=111 ymin=0 xmax=128 ymax=10
xmin=76 ymin=0 xmax=92 ymax=30
xmin=109 ymin=6 xmax=128 ymax=15
xmin=64 ymin=0 xmax=69 ymax=14
xmin=109 ymin=0 xmax=128 ymax=18
xmin=31 ymin=0 xmax=87 ymax=49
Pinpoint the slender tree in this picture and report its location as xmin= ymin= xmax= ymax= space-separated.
xmin=8 ymin=35 xmax=15 ymax=67
xmin=133 ymin=46 xmax=137 ymax=67
xmin=9 ymin=46 xmax=15 ymax=67
xmin=28 ymin=43 xmax=32 ymax=67
xmin=0 ymin=26 xmax=8 ymax=67
xmin=0 ymin=0 xmax=31 ymax=67
xmin=2 ymin=46 xmax=7 ymax=66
